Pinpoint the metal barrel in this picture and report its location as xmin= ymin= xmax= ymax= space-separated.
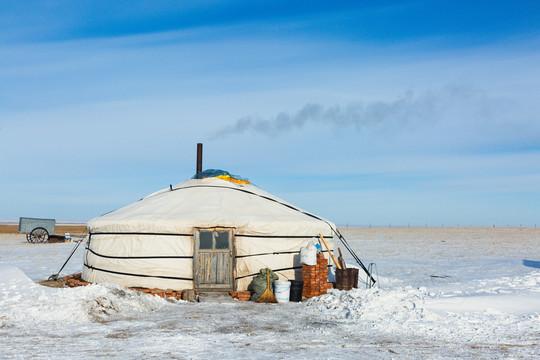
xmin=336 ymin=268 xmax=359 ymax=290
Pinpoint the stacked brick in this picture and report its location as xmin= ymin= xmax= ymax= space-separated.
xmin=302 ymin=263 xmax=319 ymax=298
xmin=302 ymin=254 xmax=332 ymax=298
xmin=326 ymin=282 xmax=334 ymax=290
xmin=318 ymin=253 xmax=328 ymax=295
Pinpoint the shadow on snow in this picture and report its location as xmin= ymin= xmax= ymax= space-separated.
xmin=522 ymin=260 xmax=540 ymax=269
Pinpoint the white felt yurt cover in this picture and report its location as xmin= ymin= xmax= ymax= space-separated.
xmin=83 ymin=176 xmax=335 ymax=290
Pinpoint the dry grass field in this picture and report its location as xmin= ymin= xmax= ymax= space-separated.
xmin=0 ymin=224 xmax=87 ymax=235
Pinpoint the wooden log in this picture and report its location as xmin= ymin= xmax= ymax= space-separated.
xmin=318 ymin=233 xmax=341 ymax=270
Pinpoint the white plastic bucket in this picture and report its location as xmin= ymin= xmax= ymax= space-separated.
xmin=274 ymin=280 xmax=291 ymax=303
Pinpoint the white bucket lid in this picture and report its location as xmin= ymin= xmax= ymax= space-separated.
xmin=274 ymin=280 xmax=290 ymax=286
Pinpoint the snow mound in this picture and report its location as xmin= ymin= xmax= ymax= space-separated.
xmin=307 ymin=286 xmax=432 ymax=323
xmin=472 ymin=271 xmax=540 ymax=294
xmin=81 ymin=283 xmax=175 ymax=323
xmin=306 ymin=281 xmax=540 ymax=343
xmin=0 ymin=265 xmax=176 ymax=329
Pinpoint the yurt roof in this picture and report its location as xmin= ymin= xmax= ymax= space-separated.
xmin=88 ymin=174 xmax=335 ymax=236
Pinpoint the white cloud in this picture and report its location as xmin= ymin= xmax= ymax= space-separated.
xmin=1 ymin=24 xmax=539 ymax=224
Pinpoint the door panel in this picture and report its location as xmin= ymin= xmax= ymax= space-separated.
xmin=194 ymin=228 xmax=234 ymax=291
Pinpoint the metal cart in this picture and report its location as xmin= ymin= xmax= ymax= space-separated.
xmin=18 ymin=217 xmax=56 ymax=243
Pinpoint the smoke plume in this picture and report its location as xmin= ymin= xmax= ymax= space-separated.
xmin=209 ymin=86 xmax=480 ymax=139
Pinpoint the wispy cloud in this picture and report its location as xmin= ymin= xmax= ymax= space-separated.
xmin=209 ymin=86 xmax=486 ymax=139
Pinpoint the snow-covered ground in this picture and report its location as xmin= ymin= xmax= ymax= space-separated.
xmin=1 ymin=227 xmax=539 ymax=359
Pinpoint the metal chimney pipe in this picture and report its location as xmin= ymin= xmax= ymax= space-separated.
xmin=196 ymin=143 xmax=203 ymax=175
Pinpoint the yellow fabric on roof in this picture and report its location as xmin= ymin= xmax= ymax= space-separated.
xmin=215 ymin=174 xmax=250 ymax=184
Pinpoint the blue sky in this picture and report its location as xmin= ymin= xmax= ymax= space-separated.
xmin=1 ymin=1 xmax=539 ymax=226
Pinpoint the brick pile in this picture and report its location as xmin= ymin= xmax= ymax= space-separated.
xmin=318 ymin=253 xmax=328 ymax=295
xmin=131 ymin=287 xmax=185 ymax=300
xmin=302 ymin=254 xmax=333 ymax=299
xmin=64 ymin=273 xmax=90 ymax=287
xmin=229 ymin=291 xmax=252 ymax=301
xmin=63 ymin=273 xmax=193 ymax=301
xmin=302 ymin=263 xmax=319 ymax=298
xmin=326 ymin=282 xmax=334 ymax=290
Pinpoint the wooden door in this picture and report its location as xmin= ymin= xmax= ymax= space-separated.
xmin=194 ymin=228 xmax=234 ymax=291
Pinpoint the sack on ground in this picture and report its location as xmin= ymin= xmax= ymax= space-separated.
xmin=251 ymin=268 xmax=279 ymax=301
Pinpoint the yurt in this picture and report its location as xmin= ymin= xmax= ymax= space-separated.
xmin=82 ymin=170 xmax=337 ymax=292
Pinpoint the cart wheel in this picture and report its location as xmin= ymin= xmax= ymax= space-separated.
xmin=29 ymin=227 xmax=49 ymax=243
xmin=26 ymin=233 xmax=34 ymax=243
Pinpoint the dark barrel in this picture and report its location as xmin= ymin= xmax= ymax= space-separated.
xmin=336 ymin=268 xmax=359 ymax=290
xmin=351 ymin=268 xmax=359 ymax=288
xmin=289 ymin=280 xmax=304 ymax=302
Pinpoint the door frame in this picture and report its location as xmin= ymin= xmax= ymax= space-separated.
xmin=193 ymin=227 xmax=236 ymax=291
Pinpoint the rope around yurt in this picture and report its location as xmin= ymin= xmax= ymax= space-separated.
xmin=164 ymin=183 xmax=377 ymax=286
